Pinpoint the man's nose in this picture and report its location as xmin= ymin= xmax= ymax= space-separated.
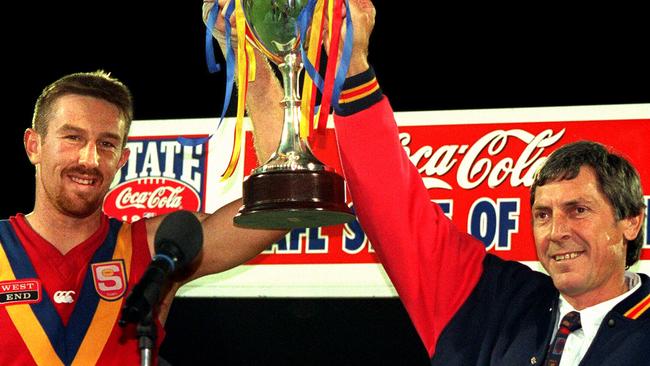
xmin=549 ymin=212 xmax=571 ymax=242
xmin=78 ymin=142 xmax=100 ymax=168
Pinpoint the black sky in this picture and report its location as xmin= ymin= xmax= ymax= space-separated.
xmin=4 ymin=1 xmax=648 ymax=217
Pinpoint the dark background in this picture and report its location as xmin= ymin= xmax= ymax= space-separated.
xmin=5 ymin=2 xmax=648 ymax=365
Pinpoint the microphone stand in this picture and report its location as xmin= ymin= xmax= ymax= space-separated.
xmin=120 ymin=303 xmax=157 ymax=366
xmin=119 ymin=210 xmax=203 ymax=365
xmin=136 ymin=310 xmax=157 ymax=366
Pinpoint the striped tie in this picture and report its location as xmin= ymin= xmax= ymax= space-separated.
xmin=544 ymin=311 xmax=582 ymax=366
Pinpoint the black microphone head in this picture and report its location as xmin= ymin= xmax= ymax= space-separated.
xmin=154 ymin=210 xmax=203 ymax=270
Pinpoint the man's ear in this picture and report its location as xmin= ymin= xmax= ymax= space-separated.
xmin=622 ymin=211 xmax=644 ymax=242
xmin=118 ymin=146 xmax=130 ymax=169
xmin=24 ymin=128 xmax=41 ymax=165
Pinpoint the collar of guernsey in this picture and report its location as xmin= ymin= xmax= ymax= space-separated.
xmin=0 ymin=218 xmax=133 ymax=366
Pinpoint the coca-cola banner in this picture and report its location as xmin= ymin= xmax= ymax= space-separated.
xmin=105 ymin=118 xmax=243 ymax=222
xmin=104 ymin=104 xmax=650 ymax=297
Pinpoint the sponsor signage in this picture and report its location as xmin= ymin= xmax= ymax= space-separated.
xmin=105 ymin=136 xmax=207 ymax=222
xmin=105 ymin=177 xmax=201 ymax=222
xmin=104 ymin=118 xmax=244 ymax=221
xmin=242 ymin=106 xmax=650 ymax=266
xmin=104 ymin=105 xmax=650 ymax=297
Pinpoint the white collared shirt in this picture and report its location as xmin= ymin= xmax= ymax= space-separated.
xmin=553 ymin=271 xmax=641 ymax=366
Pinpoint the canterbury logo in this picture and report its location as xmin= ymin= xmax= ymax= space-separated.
xmin=53 ymin=290 xmax=76 ymax=304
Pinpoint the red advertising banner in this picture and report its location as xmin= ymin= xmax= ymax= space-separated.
xmin=105 ymin=104 xmax=650 ymax=297
xmin=243 ymin=110 xmax=650 ymax=265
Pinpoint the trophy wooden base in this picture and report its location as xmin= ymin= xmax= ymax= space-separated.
xmin=234 ymin=170 xmax=355 ymax=229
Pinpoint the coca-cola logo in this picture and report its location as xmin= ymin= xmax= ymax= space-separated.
xmin=402 ymin=128 xmax=566 ymax=190
xmin=103 ymin=178 xmax=200 ymax=222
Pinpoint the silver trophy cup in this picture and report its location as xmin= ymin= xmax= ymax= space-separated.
xmin=233 ymin=0 xmax=355 ymax=229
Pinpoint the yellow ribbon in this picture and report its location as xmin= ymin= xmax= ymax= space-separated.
xmin=221 ymin=1 xmax=255 ymax=180
xmin=300 ymin=0 xmax=326 ymax=139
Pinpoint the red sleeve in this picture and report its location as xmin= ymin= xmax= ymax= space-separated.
xmin=131 ymin=219 xmax=152 ymax=261
xmin=334 ymin=97 xmax=486 ymax=356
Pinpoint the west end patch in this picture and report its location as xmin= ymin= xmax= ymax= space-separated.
xmin=0 ymin=279 xmax=41 ymax=306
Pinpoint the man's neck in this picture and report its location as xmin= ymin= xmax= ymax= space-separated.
xmin=25 ymin=208 xmax=103 ymax=255
xmin=562 ymin=276 xmax=629 ymax=311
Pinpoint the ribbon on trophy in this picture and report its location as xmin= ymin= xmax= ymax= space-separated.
xmin=205 ymin=0 xmax=354 ymax=180
xmin=300 ymin=0 xmax=353 ymax=139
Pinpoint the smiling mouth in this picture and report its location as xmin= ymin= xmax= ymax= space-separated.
xmin=553 ymin=252 xmax=582 ymax=262
xmin=70 ymin=176 xmax=97 ymax=186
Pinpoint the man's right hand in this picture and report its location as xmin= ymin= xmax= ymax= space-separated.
xmin=323 ymin=0 xmax=376 ymax=77
xmin=202 ymin=0 xmax=236 ymax=54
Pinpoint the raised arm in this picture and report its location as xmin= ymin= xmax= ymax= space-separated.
xmin=201 ymin=0 xmax=284 ymax=163
xmin=147 ymin=0 xmax=287 ymax=323
xmin=331 ymin=0 xmax=486 ymax=356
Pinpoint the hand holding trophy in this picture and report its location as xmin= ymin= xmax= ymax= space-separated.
xmin=210 ymin=0 xmax=356 ymax=229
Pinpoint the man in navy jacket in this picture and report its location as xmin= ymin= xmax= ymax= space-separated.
xmin=205 ymin=0 xmax=649 ymax=364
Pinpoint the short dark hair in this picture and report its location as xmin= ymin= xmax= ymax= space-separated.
xmin=530 ymin=140 xmax=646 ymax=268
xmin=32 ymin=70 xmax=133 ymax=146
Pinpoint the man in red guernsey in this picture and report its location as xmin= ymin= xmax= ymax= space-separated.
xmin=217 ymin=0 xmax=649 ymax=364
xmin=0 ymin=69 xmax=286 ymax=365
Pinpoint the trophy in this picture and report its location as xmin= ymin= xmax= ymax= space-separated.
xmin=233 ymin=0 xmax=355 ymax=229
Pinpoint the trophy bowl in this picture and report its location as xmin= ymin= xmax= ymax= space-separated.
xmin=233 ymin=0 xmax=355 ymax=229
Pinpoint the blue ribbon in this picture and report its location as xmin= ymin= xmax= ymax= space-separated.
xmin=298 ymin=0 xmax=324 ymax=91
xmin=205 ymin=0 xmax=352 ymax=128
xmin=330 ymin=0 xmax=354 ymax=108
xmin=298 ymin=0 xmax=354 ymax=109
xmin=219 ymin=0 xmax=237 ymax=129
xmin=204 ymin=1 xmax=237 ymax=130
xmin=177 ymin=136 xmax=212 ymax=147
xmin=205 ymin=3 xmax=222 ymax=73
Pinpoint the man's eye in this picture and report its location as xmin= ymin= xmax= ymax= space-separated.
xmin=575 ymin=206 xmax=587 ymax=215
xmin=534 ymin=211 xmax=549 ymax=221
xmin=100 ymin=141 xmax=117 ymax=149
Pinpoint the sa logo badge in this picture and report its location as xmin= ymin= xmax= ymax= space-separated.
xmin=91 ymin=260 xmax=127 ymax=301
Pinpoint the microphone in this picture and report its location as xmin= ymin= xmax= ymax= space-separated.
xmin=120 ymin=210 xmax=203 ymax=326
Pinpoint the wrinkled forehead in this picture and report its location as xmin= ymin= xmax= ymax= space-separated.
xmin=533 ymin=166 xmax=604 ymax=203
